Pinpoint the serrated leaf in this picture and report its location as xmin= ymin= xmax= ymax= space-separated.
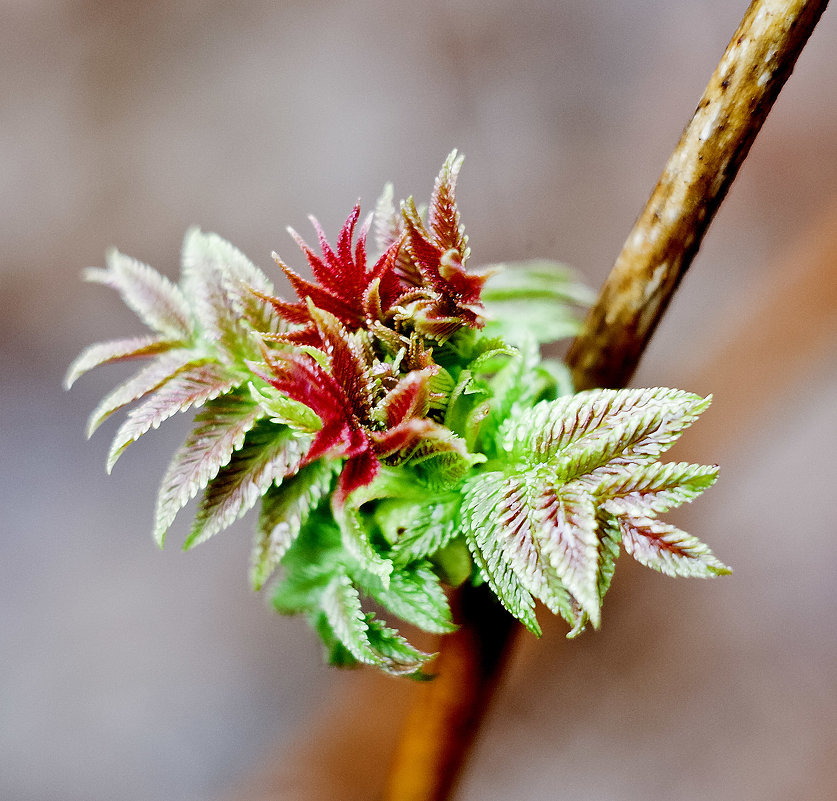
xmin=481 ymin=260 xmax=594 ymax=346
xmin=462 ymin=473 xmax=540 ymax=635
xmin=183 ymin=420 xmax=309 ymax=550
xmin=271 ymin=512 xmax=342 ymax=614
xmin=107 ymin=362 xmax=237 ymax=472
xmin=251 ymin=460 xmax=337 ymax=590
xmin=428 ymin=149 xmax=467 ymax=256
xmin=386 ymin=493 xmax=462 ymax=565
xmin=153 ymin=391 xmax=263 ymax=546
xmin=334 ymin=503 xmax=393 ymax=585
xmin=595 ymin=512 xmax=622 ymax=607
xmin=478 ymin=334 xmax=542 ymax=455
xmin=181 ymin=228 xmax=271 ymax=362
xmin=86 ymin=350 xmax=199 ymax=438
xmin=502 ymin=388 xmax=711 ymax=470
xmin=620 ymin=516 xmax=731 ymax=578
xmin=248 ymin=381 xmax=323 ymax=433
xmin=85 ymin=250 xmax=192 ymax=340
xmin=534 ymin=479 xmax=601 ymax=627
xmin=367 ymin=562 xmax=455 ymax=634
xmin=598 ymin=462 xmax=719 ymax=517
xmin=65 ymin=336 xmax=175 ymax=389
xmin=321 ymin=573 xmax=377 ymax=665
xmin=365 ymin=617 xmax=434 ymax=677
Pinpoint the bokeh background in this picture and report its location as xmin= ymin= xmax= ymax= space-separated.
xmin=2 ymin=1 xmax=836 ymax=799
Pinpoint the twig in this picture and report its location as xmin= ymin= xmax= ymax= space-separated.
xmin=382 ymin=584 xmax=517 ymax=801
xmin=383 ymin=1 xmax=829 ymax=798
xmin=566 ymin=0 xmax=829 ymax=390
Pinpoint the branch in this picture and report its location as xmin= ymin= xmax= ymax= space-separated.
xmin=384 ymin=1 xmax=829 ymax=798
xmin=382 ymin=584 xmax=517 ymax=801
xmin=566 ymin=0 xmax=829 ymax=391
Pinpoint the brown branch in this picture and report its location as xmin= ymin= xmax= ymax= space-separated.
xmin=383 ymin=1 xmax=829 ymax=799
xmin=381 ymin=584 xmax=518 ymax=801
xmin=566 ymin=0 xmax=829 ymax=391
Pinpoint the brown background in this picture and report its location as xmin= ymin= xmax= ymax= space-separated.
xmin=2 ymin=2 xmax=836 ymax=799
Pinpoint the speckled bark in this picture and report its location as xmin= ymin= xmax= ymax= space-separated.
xmin=567 ymin=0 xmax=829 ymax=391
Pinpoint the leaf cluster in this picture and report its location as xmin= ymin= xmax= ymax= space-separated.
xmin=68 ymin=152 xmax=728 ymax=676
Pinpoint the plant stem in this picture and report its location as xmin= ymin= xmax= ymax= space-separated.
xmin=381 ymin=584 xmax=518 ymax=801
xmin=566 ymin=0 xmax=829 ymax=391
xmin=384 ymin=1 xmax=828 ymax=798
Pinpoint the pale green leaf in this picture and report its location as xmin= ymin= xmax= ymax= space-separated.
xmin=365 ymin=618 xmax=434 ymax=677
xmin=481 ymin=260 xmax=594 ymax=345
xmin=183 ymin=421 xmax=309 ymax=550
xmin=620 ymin=516 xmax=731 ymax=578
xmin=321 ymin=573 xmax=377 ymax=665
xmin=368 ymin=562 xmax=456 ymax=634
xmin=106 ymin=363 xmax=238 ymax=472
xmin=65 ymin=336 xmax=174 ymax=390
xmin=502 ymin=388 xmax=711 ymax=470
xmin=86 ymin=350 xmax=199 ymax=438
xmin=462 ymin=472 xmax=540 ymax=634
xmin=251 ymin=460 xmax=337 ymax=590
xmin=598 ymin=461 xmax=719 ymax=517
xmin=181 ymin=228 xmax=271 ymax=363
xmin=85 ymin=250 xmax=192 ymax=340
xmin=334 ymin=504 xmax=393 ymax=585
xmin=386 ymin=493 xmax=462 ymax=565
xmin=153 ymin=391 xmax=264 ymax=546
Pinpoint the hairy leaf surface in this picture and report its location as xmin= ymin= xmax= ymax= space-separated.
xmin=107 ymin=363 xmax=238 ymax=472
xmin=154 ymin=391 xmax=264 ymax=545
xmin=184 ymin=420 xmax=309 ymax=550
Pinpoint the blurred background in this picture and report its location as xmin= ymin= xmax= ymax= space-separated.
xmin=2 ymin=1 xmax=836 ymax=799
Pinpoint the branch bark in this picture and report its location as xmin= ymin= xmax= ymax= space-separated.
xmin=566 ymin=0 xmax=829 ymax=391
xmin=384 ymin=1 xmax=829 ymax=799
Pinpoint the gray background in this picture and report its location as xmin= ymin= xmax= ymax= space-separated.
xmin=2 ymin=1 xmax=836 ymax=799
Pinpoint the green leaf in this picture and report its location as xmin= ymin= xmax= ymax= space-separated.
xmin=598 ymin=461 xmax=719 ymax=517
xmin=533 ymin=479 xmax=601 ymax=627
xmin=501 ymin=388 xmax=711 ymax=470
xmin=365 ymin=618 xmax=435 ymax=677
xmin=153 ymin=391 xmax=263 ymax=546
xmin=181 ymin=228 xmax=275 ymax=363
xmin=367 ymin=562 xmax=456 ymax=634
xmin=463 ymin=471 xmax=583 ymax=631
xmin=251 ymin=460 xmax=337 ymax=590
xmin=183 ymin=420 xmax=309 ymax=550
xmin=107 ymin=362 xmax=238 ymax=472
xmin=64 ymin=336 xmax=175 ymax=390
xmin=334 ymin=503 xmax=393 ymax=585
xmin=462 ymin=472 xmax=540 ymax=635
xmin=478 ymin=334 xmax=543 ymax=455
xmin=619 ymin=516 xmax=731 ymax=578
xmin=594 ymin=512 xmax=621 ymax=610
xmin=271 ymin=513 xmax=342 ymax=614
xmin=85 ymin=250 xmax=192 ymax=340
xmin=86 ymin=350 xmax=199 ymax=438
xmin=385 ymin=492 xmax=462 ymax=564
xmin=481 ymin=259 xmax=594 ymax=346
xmin=320 ymin=573 xmax=377 ymax=665
xmin=248 ymin=381 xmax=323 ymax=433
